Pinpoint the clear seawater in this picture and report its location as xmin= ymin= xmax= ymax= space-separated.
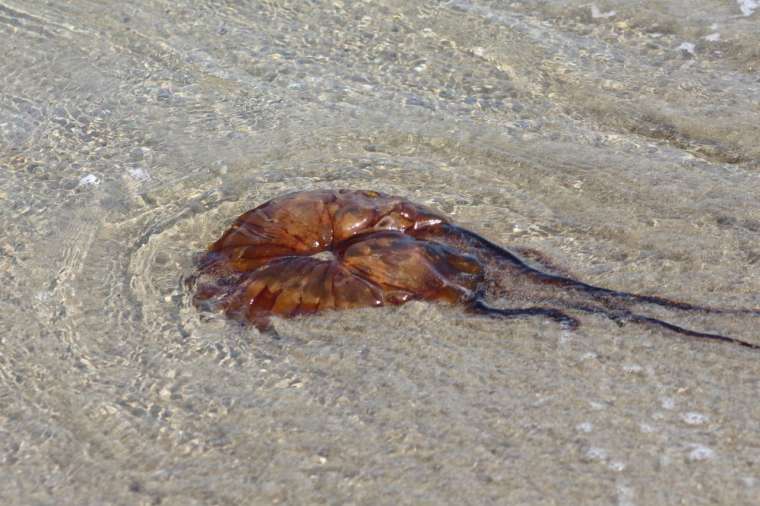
xmin=2 ymin=1 xmax=760 ymax=504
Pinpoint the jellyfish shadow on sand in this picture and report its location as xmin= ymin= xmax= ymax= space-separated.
xmin=190 ymin=189 xmax=760 ymax=350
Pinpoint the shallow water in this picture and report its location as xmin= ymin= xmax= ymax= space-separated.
xmin=2 ymin=1 xmax=760 ymax=504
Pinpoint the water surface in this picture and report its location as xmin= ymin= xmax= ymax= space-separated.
xmin=2 ymin=1 xmax=760 ymax=504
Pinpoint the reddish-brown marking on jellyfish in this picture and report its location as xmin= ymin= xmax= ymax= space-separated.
xmin=192 ymin=189 xmax=760 ymax=349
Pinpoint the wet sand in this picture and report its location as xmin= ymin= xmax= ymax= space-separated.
xmin=2 ymin=1 xmax=760 ymax=504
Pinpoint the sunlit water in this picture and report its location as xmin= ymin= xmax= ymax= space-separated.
xmin=2 ymin=1 xmax=760 ymax=504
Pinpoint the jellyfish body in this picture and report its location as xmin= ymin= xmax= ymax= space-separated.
xmin=194 ymin=190 xmax=486 ymax=327
xmin=193 ymin=189 xmax=760 ymax=349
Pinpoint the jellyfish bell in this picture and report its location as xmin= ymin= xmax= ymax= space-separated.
xmin=330 ymin=190 xmax=448 ymax=238
xmin=194 ymin=230 xmax=484 ymax=329
xmin=198 ymin=189 xmax=449 ymax=276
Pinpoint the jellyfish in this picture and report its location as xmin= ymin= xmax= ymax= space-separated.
xmin=192 ymin=189 xmax=759 ymax=349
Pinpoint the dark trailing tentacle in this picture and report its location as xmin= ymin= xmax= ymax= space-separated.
xmin=626 ymin=313 xmax=760 ymax=350
xmin=469 ymin=299 xmax=580 ymax=330
xmin=416 ymin=223 xmax=760 ymax=348
xmin=420 ymin=223 xmax=760 ymax=317
xmin=569 ymin=305 xmax=760 ymax=350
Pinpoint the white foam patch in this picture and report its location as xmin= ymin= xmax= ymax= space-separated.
xmin=608 ymin=461 xmax=626 ymax=472
xmin=617 ymin=485 xmax=636 ymax=506
xmin=737 ymin=0 xmax=758 ymax=16
xmin=681 ymin=412 xmax=709 ymax=425
xmin=590 ymin=4 xmax=616 ymax=18
xmin=585 ymin=447 xmax=608 ymax=461
xmin=677 ymin=42 xmax=696 ymax=55
xmin=78 ymin=174 xmax=100 ymax=187
xmin=687 ymin=444 xmax=715 ymax=461
xmin=128 ymin=167 xmax=151 ymax=181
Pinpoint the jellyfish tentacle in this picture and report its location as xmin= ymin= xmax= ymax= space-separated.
xmin=420 ymin=223 xmax=760 ymax=317
xmin=627 ymin=313 xmax=760 ymax=349
xmin=416 ymin=222 xmax=760 ymax=347
xmin=568 ymin=305 xmax=760 ymax=350
xmin=624 ymin=313 xmax=760 ymax=349
xmin=469 ymin=299 xmax=580 ymax=330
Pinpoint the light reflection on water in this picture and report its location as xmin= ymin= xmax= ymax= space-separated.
xmin=1 ymin=1 xmax=759 ymax=504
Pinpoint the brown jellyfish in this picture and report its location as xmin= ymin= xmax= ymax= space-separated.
xmin=192 ymin=189 xmax=760 ymax=349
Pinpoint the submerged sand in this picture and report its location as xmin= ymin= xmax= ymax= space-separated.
xmin=2 ymin=1 xmax=760 ymax=504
